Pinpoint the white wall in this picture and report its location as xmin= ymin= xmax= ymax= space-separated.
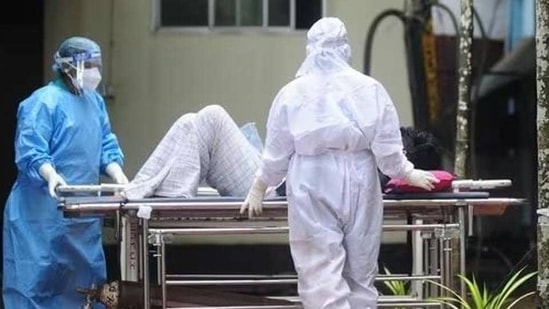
xmin=45 ymin=0 xmax=413 ymax=178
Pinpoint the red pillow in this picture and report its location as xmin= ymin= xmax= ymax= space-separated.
xmin=384 ymin=170 xmax=455 ymax=194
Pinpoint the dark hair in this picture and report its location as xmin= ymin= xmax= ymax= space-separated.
xmin=400 ymin=126 xmax=442 ymax=170
xmin=377 ymin=127 xmax=442 ymax=189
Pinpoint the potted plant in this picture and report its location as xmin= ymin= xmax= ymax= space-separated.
xmin=427 ymin=267 xmax=536 ymax=309
xmin=381 ymin=266 xmax=410 ymax=296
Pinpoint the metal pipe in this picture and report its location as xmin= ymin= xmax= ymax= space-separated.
xmin=167 ymin=274 xmax=297 ymax=279
xmin=142 ymin=219 xmax=150 ymax=309
xmin=170 ymin=304 xmax=443 ymax=309
xmin=53 ymin=179 xmax=499 ymax=193
xmin=423 ymin=237 xmax=429 ymax=297
xmin=384 ymin=223 xmax=459 ymax=231
xmin=429 ymin=238 xmax=440 ymax=297
xmin=459 ymin=206 xmax=467 ymax=300
xmin=56 ymin=183 xmax=125 ymax=193
xmin=169 ymin=303 xmax=442 ymax=309
xmin=411 ymin=218 xmax=424 ymax=298
xmin=269 ymin=295 xmax=442 ymax=304
xmin=156 ymin=242 xmax=161 ymax=286
xmin=167 ymin=279 xmax=298 ymax=286
xmin=150 ymin=226 xmax=288 ymax=235
xmin=442 ymin=238 xmax=452 ymax=295
xmin=60 ymin=197 xmax=526 ymax=212
xmin=363 ymin=9 xmax=406 ymax=75
xmin=165 ymin=275 xmax=441 ymax=286
xmin=165 ymin=274 xmax=441 ymax=281
xmin=148 ymin=223 xmax=460 ymax=236
xmin=161 ymin=237 xmax=167 ymax=309
xmin=125 ymin=215 xmax=139 ymax=282
xmin=378 ymin=302 xmax=442 ymax=307
xmin=438 ymin=237 xmax=446 ymax=297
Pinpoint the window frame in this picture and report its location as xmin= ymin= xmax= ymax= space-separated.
xmin=151 ymin=0 xmax=326 ymax=33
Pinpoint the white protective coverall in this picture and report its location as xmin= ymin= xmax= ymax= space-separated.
xmin=254 ymin=17 xmax=421 ymax=309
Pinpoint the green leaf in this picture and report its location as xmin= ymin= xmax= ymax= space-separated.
xmin=507 ymin=291 xmax=535 ymax=309
xmin=382 ymin=266 xmax=410 ymax=296
xmin=459 ymin=274 xmax=487 ymax=308
xmin=426 ymin=279 xmax=472 ymax=309
xmin=489 ymin=268 xmax=536 ymax=308
xmin=426 ymin=269 xmax=536 ymax=309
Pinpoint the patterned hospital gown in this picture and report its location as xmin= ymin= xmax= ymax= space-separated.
xmin=124 ymin=105 xmax=263 ymax=199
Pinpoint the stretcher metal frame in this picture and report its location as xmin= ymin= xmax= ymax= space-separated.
xmin=58 ymin=181 xmax=524 ymax=309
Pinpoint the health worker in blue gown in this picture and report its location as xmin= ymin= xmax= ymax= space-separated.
xmin=3 ymin=36 xmax=129 ymax=309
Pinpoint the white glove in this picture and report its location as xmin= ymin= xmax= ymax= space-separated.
xmin=240 ymin=177 xmax=268 ymax=218
xmin=39 ymin=163 xmax=67 ymax=198
xmin=106 ymin=162 xmax=129 ymax=184
xmin=404 ymin=169 xmax=440 ymax=191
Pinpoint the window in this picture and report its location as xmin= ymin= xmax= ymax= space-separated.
xmin=155 ymin=0 xmax=324 ymax=31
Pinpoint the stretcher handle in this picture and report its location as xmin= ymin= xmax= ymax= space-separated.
xmin=451 ymin=179 xmax=511 ymax=190
xmin=56 ymin=184 xmax=126 ymax=193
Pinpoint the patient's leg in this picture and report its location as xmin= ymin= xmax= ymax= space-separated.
xmin=125 ymin=113 xmax=202 ymax=199
xmin=125 ymin=105 xmax=261 ymax=199
xmin=194 ymin=105 xmax=261 ymax=196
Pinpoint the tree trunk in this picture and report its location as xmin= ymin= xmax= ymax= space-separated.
xmin=537 ymin=0 xmax=549 ymax=307
xmin=453 ymin=0 xmax=474 ymax=300
xmin=454 ymin=0 xmax=474 ymax=179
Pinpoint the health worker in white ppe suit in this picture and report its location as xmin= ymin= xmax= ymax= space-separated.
xmin=240 ymin=17 xmax=439 ymax=309
xmin=3 ymin=36 xmax=128 ymax=308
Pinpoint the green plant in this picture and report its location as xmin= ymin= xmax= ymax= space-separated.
xmin=427 ymin=268 xmax=537 ymax=309
xmin=382 ymin=266 xmax=410 ymax=296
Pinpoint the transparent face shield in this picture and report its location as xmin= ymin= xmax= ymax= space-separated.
xmin=54 ymin=51 xmax=103 ymax=91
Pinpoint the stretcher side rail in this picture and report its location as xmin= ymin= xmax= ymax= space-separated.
xmin=168 ymin=303 xmax=443 ymax=309
xmin=172 ymin=302 xmax=443 ymax=309
xmin=170 ymin=304 xmax=303 ymax=309
xmin=165 ymin=274 xmax=443 ymax=281
xmin=264 ymin=296 xmax=444 ymax=308
xmin=55 ymin=179 xmax=511 ymax=197
xmin=58 ymin=196 xmax=525 ymax=219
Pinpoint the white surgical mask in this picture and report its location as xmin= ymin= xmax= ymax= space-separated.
xmin=82 ymin=67 xmax=102 ymax=90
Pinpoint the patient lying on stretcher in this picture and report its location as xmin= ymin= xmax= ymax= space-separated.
xmin=124 ymin=105 xmax=443 ymax=199
xmin=124 ymin=105 xmax=263 ymax=199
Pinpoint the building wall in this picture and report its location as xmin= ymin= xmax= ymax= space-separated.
xmin=45 ymin=0 xmax=412 ymax=177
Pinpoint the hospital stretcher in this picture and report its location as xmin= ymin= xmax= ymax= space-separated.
xmin=57 ymin=179 xmax=524 ymax=309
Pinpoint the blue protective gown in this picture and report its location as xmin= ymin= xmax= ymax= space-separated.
xmin=3 ymin=80 xmax=124 ymax=309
